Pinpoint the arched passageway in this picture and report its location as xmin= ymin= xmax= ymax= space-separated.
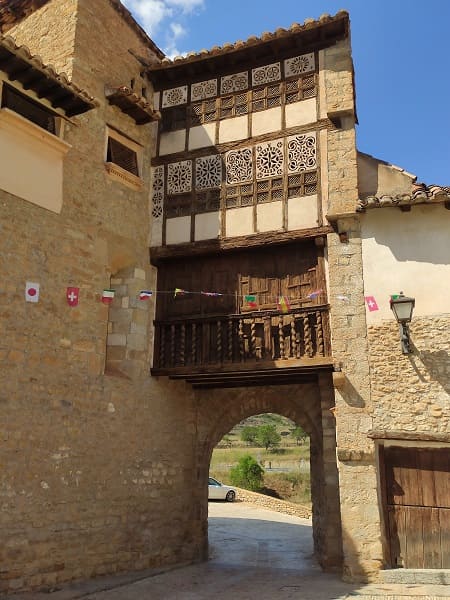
xmin=193 ymin=372 xmax=343 ymax=571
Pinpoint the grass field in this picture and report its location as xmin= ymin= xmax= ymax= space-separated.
xmin=210 ymin=414 xmax=312 ymax=506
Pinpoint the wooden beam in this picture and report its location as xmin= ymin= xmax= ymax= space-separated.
xmin=150 ymin=226 xmax=333 ymax=264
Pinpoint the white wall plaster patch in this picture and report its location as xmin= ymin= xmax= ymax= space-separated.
xmin=225 ymin=147 xmax=253 ymax=184
xmin=287 ymin=132 xmax=317 ymax=173
xmin=252 ymin=62 xmax=281 ymax=86
xmin=255 ymin=139 xmax=284 ymax=179
xmin=285 ymin=53 xmax=315 ymax=77
xmin=162 ymin=85 xmax=188 ymax=108
xmin=191 ymin=79 xmax=218 ymax=101
xmin=220 ymin=71 xmax=249 ymax=94
xmin=167 ymin=160 xmax=192 ymax=194
xmin=195 ymin=155 xmax=222 ymax=190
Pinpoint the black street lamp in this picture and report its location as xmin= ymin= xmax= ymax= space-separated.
xmin=390 ymin=292 xmax=415 ymax=354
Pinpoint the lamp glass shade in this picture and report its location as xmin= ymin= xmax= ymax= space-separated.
xmin=390 ymin=294 xmax=415 ymax=323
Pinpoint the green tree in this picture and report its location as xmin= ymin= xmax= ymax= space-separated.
xmin=291 ymin=426 xmax=308 ymax=446
xmin=240 ymin=426 xmax=258 ymax=445
xmin=230 ymin=454 xmax=264 ymax=491
xmin=255 ymin=424 xmax=281 ymax=451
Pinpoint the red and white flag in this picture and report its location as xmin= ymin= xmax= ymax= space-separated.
xmin=365 ymin=296 xmax=379 ymax=312
xmin=25 ymin=282 xmax=40 ymax=303
xmin=102 ymin=289 xmax=115 ymax=304
xmin=66 ymin=287 xmax=79 ymax=307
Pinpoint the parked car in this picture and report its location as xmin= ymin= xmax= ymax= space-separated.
xmin=208 ymin=477 xmax=236 ymax=502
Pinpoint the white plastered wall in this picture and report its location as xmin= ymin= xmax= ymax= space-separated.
xmin=188 ymin=124 xmax=215 ymax=150
xmin=287 ymin=195 xmax=319 ymax=230
xmin=225 ymin=206 xmax=253 ymax=237
xmin=0 ymin=107 xmax=70 ymax=213
xmin=256 ymin=201 xmax=283 ymax=232
xmin=251 ymin=107 xmax=282 ymax=137
xmin=218 ymin=115 xmax=248 ymax=144
xmin=285 ymin=97 xmax=317 ymax=129
xmin=159 ymin=130 xmax=186 ymax=156
xmin=194 ymin=211 xmax=221 ymax=241
xmin=361 ymin=205 xmax=450 ymax=324
xmin=166 ymin=215 xmax=191 ymax=244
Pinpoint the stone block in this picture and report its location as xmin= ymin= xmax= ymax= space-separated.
xmin=106 ymin=334 xmax=127 ymax=347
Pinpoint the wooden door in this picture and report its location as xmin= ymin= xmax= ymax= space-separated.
xmin=381 ymin=446 xmax=450 ymax=568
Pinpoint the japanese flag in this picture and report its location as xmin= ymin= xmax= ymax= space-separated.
xmin=25 ymin=282 xmax=40 ymax=303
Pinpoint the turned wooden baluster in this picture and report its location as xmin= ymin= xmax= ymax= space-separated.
xmin=295 ymin=315 xmax=301 ymax=359
xmin=160 ymin=324 xmax=166 ymax=368
xmin=191 ymin=323 xmax=197 ymax=364
xmin=170 ymin=324 xmax=176 ymax=366
xmin=279 ymin=315 xmax=286 ymax=359
xmin=316 ymin=311 xmax=324 ymax=356
xmin=290 ymin=316 xmax=296 ymax=358
xmin=250 ymin=317 xmax=256 ymax=358
xmin=303 ymin=314 xmax=313 ymax=357
xmin=263 ymin=316 xmax=272 ymax=359
xmin=228 ymin=318 xmax=233 ymax=361
xmin=217 ymin=320 xmax=222 ymax=363
xmin=180 ymin=324 xmax=185 ymax=366
xmin=239 ymin=318 xmax=245 ymax=361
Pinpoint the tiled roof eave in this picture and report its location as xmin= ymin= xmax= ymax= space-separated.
xmin=0 ymin=35 xmax=97 ymax=116
xmin=357 ymin=185 xmax=450 ymax=212
xmin=147 ymin=10 xmax=349 ymax=85
xmin=105 ymin=85 xmax=160 ymax=124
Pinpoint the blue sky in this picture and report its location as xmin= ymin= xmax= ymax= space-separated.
xmin=122 ymin=0 xmax=449 ymax=185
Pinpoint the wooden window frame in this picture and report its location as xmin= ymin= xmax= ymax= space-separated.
xmin=1 ymin=82 xmax=57 ymax=134
xmin=105 ymin=126 xmax=143 ymax=190
xmin=285 ymin=73 xmax=317 ymax=104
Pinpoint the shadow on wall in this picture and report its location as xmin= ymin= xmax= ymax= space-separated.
xmin=410 ymin=345 xmax=450 ymax=395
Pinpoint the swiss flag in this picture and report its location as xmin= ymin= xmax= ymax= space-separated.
xmin=365 ymin=296 xmax=379 ymax=312
xmin=66 ymin=287 xmax=79 ymax=307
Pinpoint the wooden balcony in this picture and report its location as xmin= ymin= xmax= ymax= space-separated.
xmin=152 ymin=305 xmax=333 ymax=386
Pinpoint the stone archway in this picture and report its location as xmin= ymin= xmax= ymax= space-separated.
xmin=193 ymin=372 xmax=343 ymax=571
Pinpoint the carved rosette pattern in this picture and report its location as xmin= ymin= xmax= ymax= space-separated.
xmin=167 ymin=160 xmax=192 ymax=194
xmin=284 ymin=53 xmax=315 ymax=77
xmin=220 ymin=72 xmax=249 ymax=95
xmin=287 ymin=132 xmax=317 ymax=173
xmin=162 ymin=85 xmax=188 ymax=108
xmin=151 ymin=166 xmax=164 ymax=220
xmin=191 ymin=79 xmax=218 ymax=101
xmin=195 ymin=155 xmax=222 ymax=190
xmin=252 ymin=62 xmax=281 ymax=86
xmin=255 ymin=140 xmax=284 ymax=179
xmin=225 ymin=148 xmax=253 ymax=184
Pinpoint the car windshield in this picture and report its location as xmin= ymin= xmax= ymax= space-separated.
xmin=208 ymin=478 xmax=221 ymax=486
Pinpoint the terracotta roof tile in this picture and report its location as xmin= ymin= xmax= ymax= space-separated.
xmin=105 ymin=85 xmax=160 ymax=124
xmin=0 ymin=34 xmax=97 ymax=115
xmin=357 ymin=183 xmax=450 ymax=212
xmin=149 ymin=10 xmax=349 ymax=71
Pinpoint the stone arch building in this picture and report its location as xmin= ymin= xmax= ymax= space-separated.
xmin=0 ymin=0 xmax=449 ymax=593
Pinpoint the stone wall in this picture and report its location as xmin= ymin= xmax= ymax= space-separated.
xmin=368 ymin=316 xmax=450 ymax=432
xmin=322 ymin=38 xmax=381 ymax=582
xmin=7 ymin=0 xmax=77 ymax=77
xmin=0 ymin=0 xmax=203 ymax=593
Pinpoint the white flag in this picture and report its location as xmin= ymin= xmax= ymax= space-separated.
xmin=25 ymin=282 xmax=40 ymax=303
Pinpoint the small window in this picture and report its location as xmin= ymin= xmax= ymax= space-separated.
xmin=107 ymin=137 xmax=138 ymax=176
xmin=1 ymin=84 xmax=56 ymax=134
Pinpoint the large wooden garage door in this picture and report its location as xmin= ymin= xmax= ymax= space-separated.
xmin=381 ymin=446 xmax=450 ymax=568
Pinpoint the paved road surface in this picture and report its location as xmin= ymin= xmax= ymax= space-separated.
xmin=7 ymin=501 xmax=449 ymax=599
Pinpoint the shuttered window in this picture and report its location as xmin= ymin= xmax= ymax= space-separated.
xmin=107 ymin=136 xmax=139 ymax=176
xmin=1 ymin=84 xmax=56 ymax=134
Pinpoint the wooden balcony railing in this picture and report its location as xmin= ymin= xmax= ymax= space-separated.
xmin=153 ymin=305 xmax=331 ymax=372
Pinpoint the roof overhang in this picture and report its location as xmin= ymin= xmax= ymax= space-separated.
xmin=0 ymin=35 xmax=97 ymax=116
xmin=148 ymin=11 xmax=349 ymax=89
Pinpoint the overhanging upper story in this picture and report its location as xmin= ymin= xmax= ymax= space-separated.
xmin=146 ymin=11 xmax=356 ymax=382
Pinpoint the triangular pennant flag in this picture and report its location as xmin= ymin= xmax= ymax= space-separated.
xmin=174 ymin=288 xmax=186 ymax=298
xmin=307 ymin=289 xmax=323 ymax=300
xmin=25 ymin=281 xmax=40 ymax=303
xmin=102 ymin=289 xmax=115 ymax=304
xmin=201 ymin=291 xmax=223 ymax=297
xmin=139 ymin=290 xmax=153 ymax=300
xmin=277 ymin=295 xmax=290 ymax=313
xmin=244 ymin=294 xmax=258 ymax=309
